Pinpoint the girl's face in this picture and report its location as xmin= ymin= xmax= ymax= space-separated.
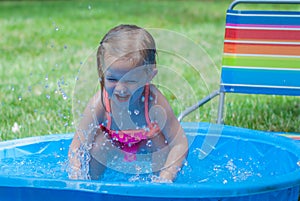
xmin=104 ymin=59 xmax=154 ymax=106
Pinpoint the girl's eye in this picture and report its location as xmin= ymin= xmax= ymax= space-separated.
xmin=106 ymin=78 xmax=118 ymax=82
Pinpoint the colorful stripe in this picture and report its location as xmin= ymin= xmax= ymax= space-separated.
xmin=226 ymin=11 xmax=300 ymax=26
xmin=224 ymin=42 xmax=300 ymax=56
xmin=225 ymin=28 xmax=300 ymax=42
xmin=222 ymin=55 xmax=300 ymax=69
xmin=226 ymin=23 xmax=300 ymax=29
xmin=221 ymin=10 xmax=300 ymax=95
xmin=221 ymin=67 xmax=300 ymax=88
xmin=221 ymin=85 xmax=300 ymax=95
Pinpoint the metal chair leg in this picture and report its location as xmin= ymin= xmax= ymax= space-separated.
xmin=217 ymin=92 xmax=225 ymax=124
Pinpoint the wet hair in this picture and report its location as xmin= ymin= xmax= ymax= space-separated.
xmin=96 ymin=24 xmax=157 ymax=92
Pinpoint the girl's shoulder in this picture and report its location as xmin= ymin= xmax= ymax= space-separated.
xmin=148 ymin=84 xmax=171 ymax=111
xmin=149 ymin=84 xmax=162 ymax=97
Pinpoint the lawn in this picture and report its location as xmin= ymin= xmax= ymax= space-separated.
xmin=0 ymin=0 xmax=299 ymax=141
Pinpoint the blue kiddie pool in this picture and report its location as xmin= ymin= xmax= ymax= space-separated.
xmin=1 ymin=122 xmax=300 ymax=201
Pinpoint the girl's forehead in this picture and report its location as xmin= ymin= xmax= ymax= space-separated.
xmin=105 ymin=59 xmax=147 ymax=75
xmin=105 ymin=59 xmax=135 ymax=73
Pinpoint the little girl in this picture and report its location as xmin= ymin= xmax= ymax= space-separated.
xmin=68 ymin=24 xmax=188 ymax=182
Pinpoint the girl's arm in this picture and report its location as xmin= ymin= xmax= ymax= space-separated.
xmin=159 ymin=108 xmax=188 ymax=182
xmin=151 ymin=86 xmax=188 ymax=182
xmin=68 ymin=90 xmax=103 ymax=179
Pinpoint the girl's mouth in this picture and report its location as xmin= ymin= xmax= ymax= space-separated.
xmin=114 ymin=94 xmax=130 ymax=102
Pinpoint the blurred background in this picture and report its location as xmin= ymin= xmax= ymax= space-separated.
xmin=1 ymin=0 xmax=299 ymax=141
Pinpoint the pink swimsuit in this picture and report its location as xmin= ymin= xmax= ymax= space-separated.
xmin=100 ymin=84 xmax=160 ymax=162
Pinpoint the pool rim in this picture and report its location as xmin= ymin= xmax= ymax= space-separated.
xmin=0 ymin=122 xmax=300 ymax=198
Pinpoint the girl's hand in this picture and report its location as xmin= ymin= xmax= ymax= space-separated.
xmin=151 ymin=175 xmax=173 ymax=183
xmin=158 ymin=169 xmax=176 ymax=182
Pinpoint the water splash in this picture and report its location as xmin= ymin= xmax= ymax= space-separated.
xmin=67 ymin=145 xmax=91 ymax=180
xmin=57 ymin=80 xmax=68 ymax=100
xmin=146 ymin=140 xmax=152 ymax=147
xmin=134 ymin=109 xmax=140 ymax=115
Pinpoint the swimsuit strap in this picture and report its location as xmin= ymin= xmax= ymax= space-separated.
xmin=103 ymin=89 xmax=112 ymax=129
xmin=103 ymin=83 xmax=152 ymax=129
xmin=144 ymin=83 xmax=153 ymax=129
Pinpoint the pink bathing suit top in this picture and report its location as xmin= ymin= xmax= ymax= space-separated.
xmin=100 ymin=84 xmax=160 ymax=162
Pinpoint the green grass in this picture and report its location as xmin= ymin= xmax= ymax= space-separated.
xmin=0 ymin=0 xmax=299 ymax=141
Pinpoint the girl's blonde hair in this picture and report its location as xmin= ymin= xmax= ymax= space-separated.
xmin=96 ymin=24 xmax=157 ymax=90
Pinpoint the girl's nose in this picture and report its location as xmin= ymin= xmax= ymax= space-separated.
xmin=114 ymin=82 xmax=128 ymax=94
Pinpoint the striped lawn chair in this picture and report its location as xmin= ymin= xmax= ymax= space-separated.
xmin=179 ymin=0 xmax=300 ymax=137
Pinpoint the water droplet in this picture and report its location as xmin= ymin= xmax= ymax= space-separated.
xmin=134 ymin=109 xmax=140 ymax=115
xmin=62 ymin=93 xmax=68 ymax=100
xmin=88 ymin=5 xmax=92 ymax=10
xmin=128 ymin=110 xmax=132 ymax=115
xmin=45 ymin=75 xmax=48 ymax=81
xmin=12 ymin=122 xmax=20 ymax=133
xmin=213 ymin=165 xmax=221 ymax=171
xmin=146 ymin=140 xmax=152 ymax=147
xmin=11 ymin=86 xmax=15 ymax=91
xmin=55 ymin=26 xmax=59 ymax=31
xmin=18 ymin=96 xmax=22 ymax=101
xmin=223 ymin=179 xmax=228 ymax=184
xmin=164 ymin=140 xmax=168 ymax=144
